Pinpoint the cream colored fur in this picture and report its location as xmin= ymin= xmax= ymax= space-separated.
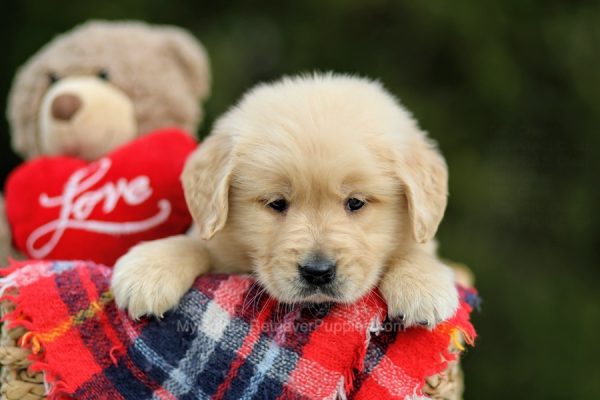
xmin=112 ymin=73 xmax=459 ymax=328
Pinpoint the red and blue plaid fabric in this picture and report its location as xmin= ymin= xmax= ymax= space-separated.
xmin=0 ymin=260 xmax=477 ymax=400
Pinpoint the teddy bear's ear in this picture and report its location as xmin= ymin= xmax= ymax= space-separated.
xmin=7 ymin=63 xmax=43 ymax=159
xmin=160 ymin=27 xmax=211 ymax=102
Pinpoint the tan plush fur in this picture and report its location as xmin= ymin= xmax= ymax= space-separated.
xmin=0 ymin=197 xmax=10 ymax=264
xmin=0 ymin=21 xmax=211 ymax=267
xmin=7 ymin=20 xmax=210 ymax=160
xmin=112 ymin=74 xmax=459 ymax=328
xmin=39 ymin=76 xmax=137 ymax=159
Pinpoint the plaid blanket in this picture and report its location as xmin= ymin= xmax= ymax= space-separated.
xmin=0 ymin=260 xmax=478 ymax=400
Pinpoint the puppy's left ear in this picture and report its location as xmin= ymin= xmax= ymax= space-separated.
xmin=396 ymin=135 xmax=448 ymax=243
xmin=181 ymin=133 xmax=233 ymax=240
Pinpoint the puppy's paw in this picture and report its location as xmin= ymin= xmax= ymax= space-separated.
xmin=379 ymin=261 xmax=459 ymax=329
xmin=111 ymin=239 xmax=205 ymax=319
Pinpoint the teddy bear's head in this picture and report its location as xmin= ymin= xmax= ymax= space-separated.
xmin=7 ymin=21 xmax=210 ymax=160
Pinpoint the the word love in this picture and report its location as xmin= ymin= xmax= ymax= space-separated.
xmin=27 ymin=158 xmax=171 ymax=258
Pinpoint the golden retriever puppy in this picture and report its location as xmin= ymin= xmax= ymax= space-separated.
xmin=111 ymin=73 xmax=459 ymax=328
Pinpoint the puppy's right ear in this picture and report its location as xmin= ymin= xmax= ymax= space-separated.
xmin=394 ymin=135 xmax=448 ymax=244
xmin=181 ymin=134 xmax=233 ymax=240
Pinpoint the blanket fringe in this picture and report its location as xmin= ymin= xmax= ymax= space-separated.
xmin=0 ymin=264 xmax=71 ymax=400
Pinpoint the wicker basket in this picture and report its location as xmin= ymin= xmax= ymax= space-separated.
xmin=0 ymin=300 xmax=45 ymax=400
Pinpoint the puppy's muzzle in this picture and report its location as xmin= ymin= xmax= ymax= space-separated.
xmin=298 ymin=254 xmax=336 ymax=286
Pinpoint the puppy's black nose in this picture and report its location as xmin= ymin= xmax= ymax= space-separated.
xmin=299 ymin=255 xmax=336 ymax=286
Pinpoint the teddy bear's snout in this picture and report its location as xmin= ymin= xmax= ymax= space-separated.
xmin=51 ymin=93 xmax=82 ymax=121
xmin=38 ymin=76 xmax=138 ymax=160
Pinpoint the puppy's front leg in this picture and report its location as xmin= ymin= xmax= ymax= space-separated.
xmin=111 ymin=235 xmax=210 ymax=319
xmin=379 ymin=249 xmax=459 ymax=329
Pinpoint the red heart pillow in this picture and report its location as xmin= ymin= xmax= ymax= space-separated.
xmin=5 ymin=129 xmax=197 ymax=265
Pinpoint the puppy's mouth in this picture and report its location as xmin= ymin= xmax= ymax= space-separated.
xmin=277 ymin=273 xmax=351 ymax=303
xmin=295 ymin=281 xmax=342 ymax=302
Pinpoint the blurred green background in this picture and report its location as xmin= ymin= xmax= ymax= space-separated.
xmin=1 ymin=1 xmax=598 ymax=398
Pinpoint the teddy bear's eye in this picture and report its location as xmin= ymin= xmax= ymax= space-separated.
xmin=48 ymin=72 xmax=60 ymax=85
xmin=97 ymin=69 xmax=110 ymax=81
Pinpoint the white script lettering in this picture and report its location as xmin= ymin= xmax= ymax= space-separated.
xmin=27 ymin=158 xmax=171 ymax=258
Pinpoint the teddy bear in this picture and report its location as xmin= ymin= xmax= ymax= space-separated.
xmin=0 ymin=20 xmax=211 ymax=266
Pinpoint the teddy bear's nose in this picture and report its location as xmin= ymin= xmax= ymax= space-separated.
xmin=51 ymin=93 xmax=82 ymax=121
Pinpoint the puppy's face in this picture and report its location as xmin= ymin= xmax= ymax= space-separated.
xmin=229 ymin=133 xmax=405 ymax=304
xmin=183 ymin=75 xmax=447 ymax=304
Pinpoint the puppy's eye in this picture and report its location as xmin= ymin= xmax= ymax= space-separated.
xmin=97 ymin=69 xmax=110 ymax=81
xmin=267 ymin=198 xmax=288 ymax=213
xmin=346 ymin=197 xmax=366 ymax=212
xmin=48 ymin=72 xmax=60 ymax=85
